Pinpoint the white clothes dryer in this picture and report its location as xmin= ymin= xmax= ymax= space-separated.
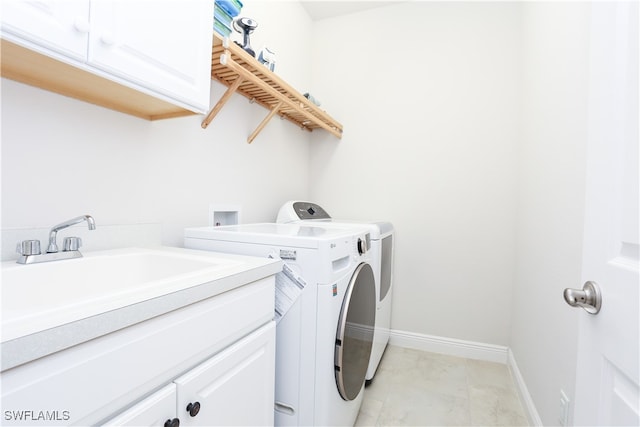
xmin=276 ymin=201 xmax=394 ymax=383
xmin=184 ymin=223 xmax=376 ymax=426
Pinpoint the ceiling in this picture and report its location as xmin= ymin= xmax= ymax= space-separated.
xmin=300 ymin=1 xmax=400 ymax=21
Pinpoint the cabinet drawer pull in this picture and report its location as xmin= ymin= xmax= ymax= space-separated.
xmin=164 ymin=418 xmax=180 ymax=427
xmin=186 ymin=401 xmax=201 ymax=417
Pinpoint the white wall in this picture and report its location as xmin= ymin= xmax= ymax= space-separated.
xmin=0 ymin=1 xmax=313 ymax=257
xmin=307 ymin=3 xmax=595 ymax=424
xmin=308 ymin=2 xmax=522 ymax=346
xmin=511 ymin=3 xmax=591 ymax=425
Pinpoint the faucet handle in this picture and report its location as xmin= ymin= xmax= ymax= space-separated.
xmin=63 ymin=237 xmax=82 ymax=252
xmin=17 ymin=240 xmax=41 ymax=256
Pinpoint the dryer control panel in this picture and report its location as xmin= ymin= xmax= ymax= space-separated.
xmin=291 ymin=202 xmax=331 ymax=220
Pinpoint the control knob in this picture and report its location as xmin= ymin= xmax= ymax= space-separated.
xmin=357 ymin=238 xmax=367 ymax=255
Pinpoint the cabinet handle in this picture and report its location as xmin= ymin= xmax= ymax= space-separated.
xmin=73 ymin=17 xmax=90 ymax=34
xmin=186 ymin=401 xmax=201 ymax=417
xmin=164 ymin=418 xmax=180 ymax=427
xmin=100 ymin=32 xmax=116 ymax=46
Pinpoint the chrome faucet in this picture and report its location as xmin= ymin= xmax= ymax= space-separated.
xmin=16 ymin=215 xmax=96 ymax=264
xmin=47 ymin=215 xmax=96 ymax=253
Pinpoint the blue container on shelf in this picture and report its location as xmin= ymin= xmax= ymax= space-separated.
xmin=215 ymin=0 xmax=242 ymax=18
xmin=230 ymin=0 xmax=243 ymax=11
xmin=214 ymin=19 xmax=232 ymax=37
xmin=214 ymin=4 xmax=234 ymax=28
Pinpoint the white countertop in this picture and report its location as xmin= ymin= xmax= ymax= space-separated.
xmin=1 ymin=246 xmax=281 ymax=370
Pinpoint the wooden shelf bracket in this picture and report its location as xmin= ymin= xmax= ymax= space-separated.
xmin=203 ymin=34 xmax=343 ymax=142
xmin=201 ymin=75 xmax=244 ymax=129
xmin=248 ymin=101 xmax=283 ymax=144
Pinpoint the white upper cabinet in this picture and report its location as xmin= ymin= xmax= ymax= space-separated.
xmin=88 ymin=0 xmax=214 ymax=113
xmin=1 ymin=0 xmax=213 ymax=118
xmin=1 ymin=0 xmax=90 ymax=61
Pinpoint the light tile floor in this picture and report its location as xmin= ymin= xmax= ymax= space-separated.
xmin=355 ymin=346 xmax=529 ymax=426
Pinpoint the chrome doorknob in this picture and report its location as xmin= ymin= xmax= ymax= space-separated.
xmin=564 ymin=281 xmax=602 ymax=314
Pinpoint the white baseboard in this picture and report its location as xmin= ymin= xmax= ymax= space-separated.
xmin=508 ymin=348 xmax=543 ymax=426
xmin=389 ymin=330 xmax=542 ymax=427
xmin=388 ymin=329 xmax=509 ymax=363
xmin=389 ymin=329 xmax=541 ymax=425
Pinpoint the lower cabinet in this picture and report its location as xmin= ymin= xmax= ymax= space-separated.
xmin=1 ymin=277 xmax=276 ymax=426
xmin=102 ymin=384 xmax=177 ymax=427
xmin=102 ymin=322 xmax=275 ymax=427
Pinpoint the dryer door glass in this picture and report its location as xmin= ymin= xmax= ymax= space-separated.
xmin=334 ymin=262 xmax=376 ymax=401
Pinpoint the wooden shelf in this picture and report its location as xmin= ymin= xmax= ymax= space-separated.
xmin=202 ymin=34 xmax=343 ymax=143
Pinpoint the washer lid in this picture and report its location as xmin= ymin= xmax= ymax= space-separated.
xmin=184 ymin=223 xmax=359 ymax=249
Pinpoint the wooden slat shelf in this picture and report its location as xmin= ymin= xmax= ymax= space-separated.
xmin=202 ymin=34 xmax=343 ymax=143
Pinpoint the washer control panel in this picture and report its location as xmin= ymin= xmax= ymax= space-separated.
xmin=357 ymin=236 xmax=370 ymax=255
xmin=351 ymin=233 xmax=371 ymax=257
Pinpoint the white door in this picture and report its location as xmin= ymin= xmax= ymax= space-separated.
xmin=571 ymin=2 xmax=639 ymax=426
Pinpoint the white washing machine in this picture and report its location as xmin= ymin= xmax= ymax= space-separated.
xmin=276 ymin=201 xmax=394 ymax=382
xmin=184 ymin=223 xmax=376 ymax=426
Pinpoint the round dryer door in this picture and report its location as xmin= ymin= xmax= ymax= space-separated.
xmin=334 ymin=262 xmax=376 ymax=401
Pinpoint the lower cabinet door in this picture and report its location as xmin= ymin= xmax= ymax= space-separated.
xmin=175 ymin=322 xmax=276 ymax=426
xmin=101 ymin=384 xmax=177 ymax=427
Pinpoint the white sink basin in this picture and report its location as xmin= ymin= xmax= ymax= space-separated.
xmin=1 ymin=247 xmax=258 ymax=342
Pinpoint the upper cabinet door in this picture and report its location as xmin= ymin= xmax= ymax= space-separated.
xmin=1 ymin=0 xmax=90 ymax=61
xmin=88 ymin=0 xmax=213 ymax=112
